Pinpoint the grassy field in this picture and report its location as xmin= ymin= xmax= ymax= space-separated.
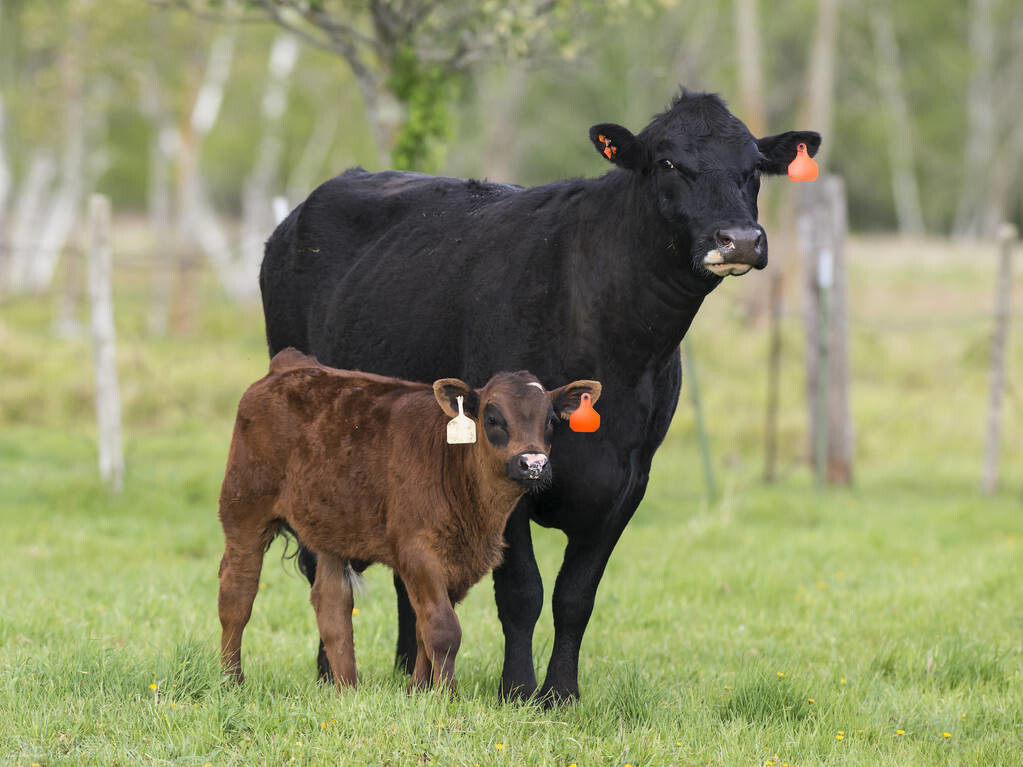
xmin=1 ymin=234 xmax=1021 ymax=766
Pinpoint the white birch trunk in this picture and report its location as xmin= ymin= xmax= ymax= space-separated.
xmin=870 ymin=6 xmax=925 ymax=235
xmin=734 ymin=0 xmax=766 ymax=137
xmin=954 ymin=0 xmax=995 ymax=237
xmin=237 ymin=34 xmax=299 ymax=300
xmin=0 ymin=92 xmax=10 ymax=242
xmin=27 ymin=0 xmax=88 ymax=292
xmin=87 ymin=194 xmax=124 ymax=491
xmin=801 ymin=0 xmax=839 ymax=169
xmin=286 ymin=104 xmax=339 ymax=203
xmin=6 ymin=152 xmax=56 ymax=291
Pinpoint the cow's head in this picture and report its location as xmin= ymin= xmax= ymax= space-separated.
xmin=589 ymin=90 xmax=820 ymax=279
xmin=434 ymin=372 xmax=602 ymax=491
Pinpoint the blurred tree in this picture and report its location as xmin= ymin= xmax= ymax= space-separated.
xmin=173 ymin=0 xmax=663 ymax=171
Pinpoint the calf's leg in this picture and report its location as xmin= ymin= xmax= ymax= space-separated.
xmin=400 ymin=558 xmax=461 ymax=692
xmin=309 ymin=553 xmax=358 ymax=688
xmin=218 ymin=533 xmax=268 ymax=683
xmin=296 ymin=544 xmax=335 ymax=683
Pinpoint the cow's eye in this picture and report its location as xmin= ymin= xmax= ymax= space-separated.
xmin=658 ymin=159 xmax=675 ymax=171
xmin=486 ymin=415 xmax=504 ymax=428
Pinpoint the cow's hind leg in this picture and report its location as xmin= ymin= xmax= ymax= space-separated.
xmin=218 ymin=524 xmax=272 ymax=683
xmin=309 ymin=552 xmax=358 ymax=688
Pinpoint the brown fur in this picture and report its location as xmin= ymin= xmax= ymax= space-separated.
xmin=217 ymin=348 xmax=599 ymax=692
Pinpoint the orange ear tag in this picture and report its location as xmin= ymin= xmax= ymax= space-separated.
xmin=569 ymin=393 xmax=600 ymax=433
xmin=788 ymin=142 xmax=818 ymax=182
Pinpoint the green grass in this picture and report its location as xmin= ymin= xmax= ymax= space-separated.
xmin=1 ymin=235 xmax=1022 ymax=765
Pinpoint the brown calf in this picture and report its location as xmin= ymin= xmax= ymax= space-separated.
xmin=217 ymin=348 xmax=600 ymax=691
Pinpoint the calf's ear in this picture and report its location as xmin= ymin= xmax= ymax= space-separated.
xmin=550 ymin=380 xmax=603 ymax=420
xmin=589 ymin=123 xmax=648 ymax=171
xmin=756 ymin=131 xmax=822 ymax=174
xmin=433 ymin=378 xmax=479 ymax=419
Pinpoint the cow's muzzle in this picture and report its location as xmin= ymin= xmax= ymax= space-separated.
xmin=703 ymin=225 xmax=767 ymax=276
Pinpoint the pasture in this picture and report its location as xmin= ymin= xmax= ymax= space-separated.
xmin=1 ymin=233 xmax=1021 ymax=766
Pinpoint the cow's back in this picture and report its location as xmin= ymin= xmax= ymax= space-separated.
xmin=261 ymin=169 xmax=521 ymax=359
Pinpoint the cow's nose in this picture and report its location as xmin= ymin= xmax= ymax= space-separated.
xmin=714 ymin=226 xmax=765 ymax=266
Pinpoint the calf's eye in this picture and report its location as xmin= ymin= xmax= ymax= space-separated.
xmin=658 ymin=159 xmax=675 ymax=170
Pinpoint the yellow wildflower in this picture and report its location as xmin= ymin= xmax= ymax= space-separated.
xmin=835 ymin=734 xmax=844 ymax=741
xmin=352 ymin=608 xmax=360 ymax=615
xmin=149 ymin=683 xmax=158 ymax=690
xmin=496 ymin=744 xmax=504 ymax=751
xmin=776 ymin=672 xmax=785 ymax=678
xmin=943 ymin=732 xmax=951 ymax=739
xmin=896 ymin=729 xmax=905 ymax=735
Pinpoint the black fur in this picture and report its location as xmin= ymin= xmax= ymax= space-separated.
xmin=260 ymin=88 xmax=820 ymax=703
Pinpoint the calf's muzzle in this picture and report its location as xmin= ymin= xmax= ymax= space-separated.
xmin=508 ymin=452 xmax=551 ymax=485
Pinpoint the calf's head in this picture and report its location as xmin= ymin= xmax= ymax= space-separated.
xmin=434 ymin=372 xmax=602 ymax=490
xmin=589 ymin=90 xmax=821 ymax=279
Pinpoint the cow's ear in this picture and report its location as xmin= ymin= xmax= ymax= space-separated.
xmin=550 ymin=380 xmax=602 ymax=420
xmin=589 ymin=124 xmax=648 ymax=171
xmin=756 ymin=131 xmax=822 ymax=174
xmin=433 ymin=378 xmax=479 ymax=419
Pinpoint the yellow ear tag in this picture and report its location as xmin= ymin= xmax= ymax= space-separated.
xmin=446 ymin=395 xmax=476 ymax=444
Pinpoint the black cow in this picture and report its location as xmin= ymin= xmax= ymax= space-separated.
xmin=260 ymin=89 xmax=820 ymax=704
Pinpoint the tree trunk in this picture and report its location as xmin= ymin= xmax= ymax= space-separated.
xmin=171 ymin=27 xmax=236 ymax=332
xmin=734 ymin=0 xmax=766 ymax=138
xmin=801 ymin=0 xmax=840 ymax=170
xmin=238 ymin=33 xmax=299 ymax=300
xmin=480 ymin=66 xmax=529 ymax=183
xmin=870 ymin=5 xmax=925 ymax=235
xmin=954 ymin=0 xmax=996 ymax=238
xmin=5 ymin=152 xmax=55 ymax=292
xmin=286 ymin=104 xmax=339 ymax=203
xmin=28 ymin=0 xmax=89 ymax=292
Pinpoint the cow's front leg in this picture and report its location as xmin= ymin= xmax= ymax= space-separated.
xmin=493 ymin=501 xmax=543 ymax=701
xmin=538 ymin=524 xmax=628 ymax=706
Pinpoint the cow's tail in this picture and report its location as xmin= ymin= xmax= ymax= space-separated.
xmin=274 ymin=523 xmax=365 ymax=594
xmin=343 ymin=562 xmax=366 ymax=595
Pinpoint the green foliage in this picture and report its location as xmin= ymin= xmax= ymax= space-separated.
xmin=387 ymin=46 xmax=461 ymax=172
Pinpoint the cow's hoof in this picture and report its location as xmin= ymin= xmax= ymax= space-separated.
xmin=537 ymin=683 xmax=580 ymax=708
xmin=498 ymin=679 xmax=538 ymax=704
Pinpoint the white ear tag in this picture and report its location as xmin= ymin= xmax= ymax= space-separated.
xmin=446 ymin=395 xmax=476 ymax=444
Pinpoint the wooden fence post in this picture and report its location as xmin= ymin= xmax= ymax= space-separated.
xmin=87 ymin=194 xmax=124 ymax=491
xmin=799 ymin=175 xmax=853 ymax=485
xmin=981 ymin=223 xmax=1018 ymax=494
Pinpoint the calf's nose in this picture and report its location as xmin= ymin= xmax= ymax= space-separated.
xmin=714 ymin=225 xmax=766 ymax=267
xmin=512 ymin=453 xmax=549 ymax=481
